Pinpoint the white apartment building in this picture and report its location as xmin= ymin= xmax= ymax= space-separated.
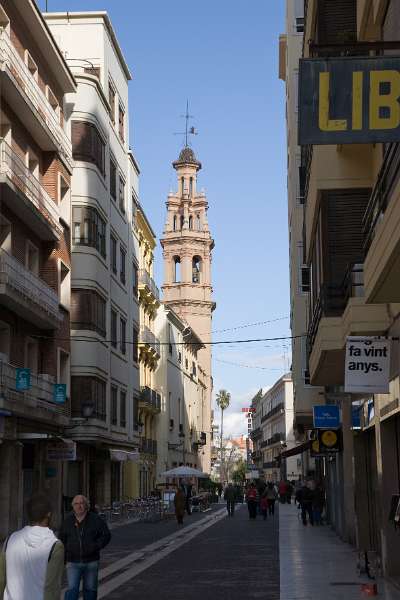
xmin=154 ymin=305 xmax=207 ymax=484
xmin=45 ymin=12 xmax=140 ymax=507
xmin=259 ymin=373 xmax=300 ymax=482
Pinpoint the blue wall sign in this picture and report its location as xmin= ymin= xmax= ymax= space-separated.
xmin=313 ymin=405 xmax=341 ymax=429
xmin=16 ymin=368 xmax=31 ymax=391
xmin=53 ymin=384 xmax=66 ymax=404
xmin=351 ymin=404 xmax=362 ymax=430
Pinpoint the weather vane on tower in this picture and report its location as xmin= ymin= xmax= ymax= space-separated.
xmin=174 ymin=100 xmax=198 ymax=147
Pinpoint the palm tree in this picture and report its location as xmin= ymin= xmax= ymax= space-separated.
xmin=216 ymin=389 xmax=231 ymax=483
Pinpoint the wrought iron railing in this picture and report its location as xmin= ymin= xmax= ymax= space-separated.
xmin=0 ymin=31 xmax=72 ymax=168
xmin=0 ymin=249 xmax=62 ymax=324
xmin=261 ymin=402 xmax=285 ymax=423
xmin=0 ymin=139 xmax=61 ymax=235
xmin=140 ymin=386 xmax=161 ymax=411
xmin=138 ymin=269 xmax=160 ymax=301
xmin=139 ymin=326 xmax=161 ymax=356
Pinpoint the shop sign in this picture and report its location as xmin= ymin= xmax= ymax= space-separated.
xmin=299 ymin=56 xmax=400 ymax=145
xmin=310 ymin=429 xmax=341 ymax=455
xmin=47 ymin=440 xmax=76 ymax=461
xmin=313 ymin=405 xmax=341 ymax=429
xmin=53 ymin=384 xmax=66 ymax=404
xmin=16 ymin=368 xmax=31 ymax=391
xmin=344 ymin=337 xmax=391 ymax=394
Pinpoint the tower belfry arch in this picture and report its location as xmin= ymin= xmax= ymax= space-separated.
xmin=161 ymin=140 xmax=215 ymax=471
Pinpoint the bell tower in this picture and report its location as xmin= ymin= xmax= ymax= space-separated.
xmin=161 ymin=145 xmax=215 ymax=470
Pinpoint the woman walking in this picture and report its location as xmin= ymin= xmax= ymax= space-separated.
xmin=266 ymin=482 xmax=277 ymax=516
xmin=246 ymin=483 xmax=258 ymax=520
xmin=260 ymin=490 xmax=268 ymax=520
xmin=174 ymin=486 xmax=186 ymax=525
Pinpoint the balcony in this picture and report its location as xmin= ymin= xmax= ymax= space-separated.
xmin=0 ymin=30 xmax=73 ymax=170
xmin=139 ymin=326 xmax=161 ymax=361
xmin=250 ymin=427 xmax=262 ymax=440
xmin=0 ymin=359 xmax=70 ymax=425
xmin=363 ymin=143 xmax=400 ymax=303
xmin=308 ymin=265 xmax=390 ymax=385
xmin=261 ymin=403 xmax=284 ymax=423
xmin=138 ymin=269 xmax=160 ymax=308
xmin=0 ymin=249 xmax=63 ymax=329
xmin=139 ymin=386 xmax=161 ymax=414
xmin=260 ymin=433 xmax=285 ymax=449
xmin=251 ymin=450 xmax=262 ymax=461
xmin=0 ymin=139 xmax=62 ymax=240
xmin=139 ymin=437 xmax=157 ymax=455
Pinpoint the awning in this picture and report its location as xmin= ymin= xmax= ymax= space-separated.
xmin=109 ymin=449 xmax=140 ymax=462
xmin=280 ymin=440 xmax=311 ymax=459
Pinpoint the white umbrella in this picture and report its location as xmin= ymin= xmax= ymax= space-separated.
xmin=161 ymin=466 xmax=209 ymax=478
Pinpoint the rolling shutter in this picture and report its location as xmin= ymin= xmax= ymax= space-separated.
xmin=317 ymin=0 xmax=357 ymax=44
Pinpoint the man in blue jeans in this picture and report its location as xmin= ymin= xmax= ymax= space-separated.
xmin=59 ymin=495 xmax=111 ymax=599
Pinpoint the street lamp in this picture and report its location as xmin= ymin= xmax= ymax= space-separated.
xmin=65 ymin=399 xmax=94 ymax=428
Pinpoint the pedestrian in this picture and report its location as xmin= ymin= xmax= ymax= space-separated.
xmin=297 ymin=482 xmax=314 ymax=526
xmin=312 ymin=483 xmax=325 ymax=525
xmin=278 ymin=479 xmax=287 ymax=503
xmin=260 ymin=490 xmax=268 ymax=520
xmin=266 ymin=482 xmax=277 ymax=516
xmin=59 ymin=494 xmax=111 ymax=600
xmin=0 ymin=493 xmax=64 ymax=600
xmin=285 ymin=480 xmax=293 ymax=505
xmin=174 ymin=486 xmax=186 ymax=525
xmin=246 ymin=483 xmax=258 ymax=519
xmin=224 ymin=482 xmax=236 ymax=517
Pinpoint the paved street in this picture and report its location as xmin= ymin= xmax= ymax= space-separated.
xmin=92 ymin=503 xmax=279 ymax=599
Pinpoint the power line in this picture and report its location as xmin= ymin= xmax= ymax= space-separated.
xmin=207 ymin=316 xmax=289 ymax=335
xmin=214 ymin=358 xmax=284 ymax=371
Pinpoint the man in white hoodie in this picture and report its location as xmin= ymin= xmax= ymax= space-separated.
xmin=0 ymin=493 xmax=64 ymax=600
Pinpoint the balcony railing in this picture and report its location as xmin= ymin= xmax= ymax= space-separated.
xmin=250 ymin=427 xmax=262 ymax=440
xmin=0 ymin=360 xmax=70 ymax=419
xmin=0 ymin=31 xmax=72 ymax=169
xmin=0 ymin=249 xmax=63 ymax=327
xmin=308 ymin=263 xmax=364 ymax=351
xmin=0 ymin=139 xmax=62 ymax=237
xmin=261 ymin=402 xmax=285 ymax=423
xmin=260 ymin=432 xmax=285 ymax=448
xmin=139 ymin=437 xmax=157 ymax=455
xmin=140 ymin=386 xmax=161 ymax=412
xmin=263 ymin=461 xmax=278 ymax=469
xmin=363 ymin=143 xmax=400 ymax=253
xmin=138 ymin=269 xmax=160 ymax=301
xmin=139 ymin=326 xmax=161 ymax=356
xmin=299 ymin=144 xmax=313 ymax=205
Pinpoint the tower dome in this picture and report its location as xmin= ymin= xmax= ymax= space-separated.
xmin=172 ymin=146 xmax=202 ymax=170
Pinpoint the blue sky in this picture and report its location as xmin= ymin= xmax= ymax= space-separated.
xmin=39 ymin=0 xmax=290 ymax=436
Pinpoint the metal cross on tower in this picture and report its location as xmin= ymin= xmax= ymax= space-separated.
xmin=174 ymin=100 xmax=198 ymax=147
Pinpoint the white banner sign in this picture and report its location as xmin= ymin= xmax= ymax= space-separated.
xmin=344 ymin=337 xmax=391 ymax=394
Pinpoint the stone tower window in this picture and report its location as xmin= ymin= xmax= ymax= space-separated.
xmin=173 ymin=215 xmax=177 ymax=231
xmin=174 ymin=256 xmax=181 ymax=282
xmin=192 ymin=256 xmax=201 ymax=283
xmin=189 ymin=216 xmax=193 ymax=230
xmin=189 ymin=177 xmax=193 ymax=196
xmin=180 ymin=215 xmax=184 ymax=229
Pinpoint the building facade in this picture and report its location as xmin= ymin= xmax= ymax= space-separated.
xmin=0 ymin=0 xmax=75 ymax=535
xmin=160 ymin=146 xmax=215 ymax=473
xmin=45 ymin=11 xmax=140 ymax=507
xmin=282 ymin=0 xmax=400 ymax=581
xmin=154 ymin=305 xmax=207 ymax=483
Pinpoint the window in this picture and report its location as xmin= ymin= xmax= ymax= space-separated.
xmin=189 ymin=177 xmax=193 ymax=196
xmin=111 ymin=385 xmax=118 ymax=426
xmin=59 ymin=174 xmax=70 ymax=225
xmin=185 ymin=358 xmax=188 ymax=370
xmin=132 ymin=327 xmax=138 ymax=363
xmin=46 ymin=85 xmax=60 ymax=121
xmin=168 ymin=324 xmax=173 ymax=355
xmin=0 ymin=321 xmax=10 ymax=361
xmin=118 ymin=105 xmax=125 ymax=142
xmin=119 ymin=175 xmax=125 ymax=213
xmin=71 ymin=376 xmax=106 ymax=421
xmin=132 ymin=263 xmax=138 ymax=297
xmin=72 ymin=121 xmax=105 ymax=175
xmin=25 ymin=241 xmax=39 ymax=276
xmin=109 ymin=82 xmax=116 ymax=124
xmin=111 ymin=309 xmax=117 ymax=348
xmin=72 ymin=206 xmax=106 ymax=258
xmin=196 ymin=214 xmax=201 ymax=231
xmin=295 ymin=16 xmax=304 ymax=32
xmin=25 ymin=337 xmax=38 ymax=373
xmin=301 ymin=266 xmax=310 ymax=293
xmin=71 ymin=289 xmax=106 ymax=337
xmin=192 ymin=256 xmax=201 ymax=283
xmin=132 ymin=394 xmax=139 ymax=430
xmin=57 ymin=349 xmax=70 ymax=397
xmin=110 ymin=158 xmax=117 ymax=201
xmin=173 ymin=215 xmax=177 ymax=231
xmin=174 ymin=257 xmax=181 ymax=282
xmin=110 ymin=235 xmax=117 ymax=274
xmin=192 ymin=362 xmax=197 ymax=377
xmin=188 ymin=216 xmax=193 ymax=229
xmin=25 ymin=50 xmax=38 ymax=81
xmin=120 ymin=317 xmax=126 ymax=355
xmin=120 ymin=247 xmax=126 ymax=284
xmin=120 ymin=390 xmax=127 ymax=427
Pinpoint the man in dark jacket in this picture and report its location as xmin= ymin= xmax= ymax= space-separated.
xmin=59 ymin=494 xmax=111 ymax=600
xmin=297 ymin=483 xmax=314 ymax=526
xmin=224 ymin=483 xmax=236 ymax=517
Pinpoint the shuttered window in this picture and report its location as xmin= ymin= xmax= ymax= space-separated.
xmin=111 ymin=309 xmax=117 ymax=348
xmin=71 ymin=376 xmax=106 ymax=421
xmin=110 ymin=158 xmax=117 ymax=201
xmin=132 ymin=326 xmax=138 ymax=363
xmin=317 ymin=0 xmax=357 ymax=46
xmin=111 ymin=385 xmax=118 ymax=426
xmin=118 ymin=105 xmax=125 ymax=141
xmin=72 ymin=121 xmax=105 ymax=175
xmin=132 ymin=394 xmax=139 ymax=430
xmin=120 ymin=390 xmax=127 ymax=428
xmin=132 ymin=263 xmax=138 ymax=297
xmin=109 ymin=83 xmax=116 ymax=125
xmin=72 ymin=206 xmax=106 ymax=258
xmin=71 ymin=289 xmax=106 ymax=337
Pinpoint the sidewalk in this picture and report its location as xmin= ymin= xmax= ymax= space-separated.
xmin=279 ymin=503 xmax=399 ymax=600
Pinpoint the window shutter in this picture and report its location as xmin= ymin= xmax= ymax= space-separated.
xmin=317 ymin=0 xmax=357 ymax=45
xmin=72 ymin=121 xmax=92 ymax=161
